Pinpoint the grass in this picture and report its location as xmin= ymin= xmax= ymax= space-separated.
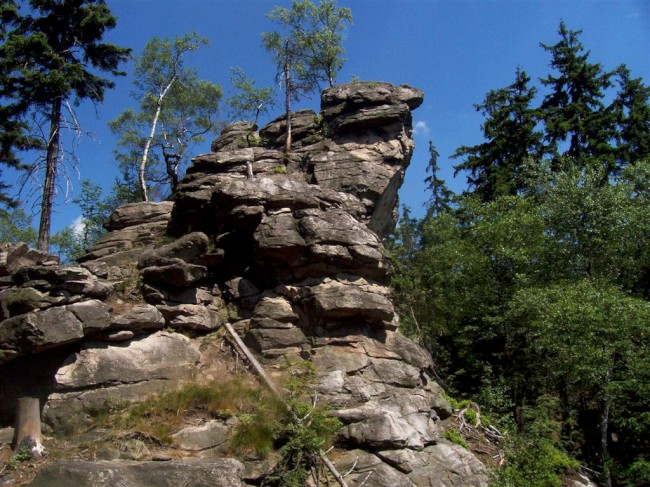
xmin=89 ymin=377 xmax=281 ymax=447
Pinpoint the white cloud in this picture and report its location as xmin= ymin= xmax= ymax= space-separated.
xmin=71 ymin=216 xmax=84 ymax=236
xmin=413 ymin=120 xmax=430 ymax=136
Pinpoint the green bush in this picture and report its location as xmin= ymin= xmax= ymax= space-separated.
xmin=443 ymin=429 xmax=468 ymax=449
xmin=491 ymin=436 xmax=578 ymax=487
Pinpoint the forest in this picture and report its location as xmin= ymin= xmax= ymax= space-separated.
xmin=391 ymin=21 xmax=650 ymax=487
xmin=0 ymin=1 xmax=649 ymax=486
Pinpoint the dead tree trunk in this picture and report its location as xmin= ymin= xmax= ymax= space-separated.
xmin=13 ymin=396 xmax=45 ymax=458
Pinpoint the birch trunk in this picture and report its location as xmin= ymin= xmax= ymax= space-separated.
xmin=139 ymin=78 xmax=176 ymax=202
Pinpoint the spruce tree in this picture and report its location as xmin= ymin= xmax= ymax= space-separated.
xmin=611 ymin=66 xmax=650 ymax=168
xmin=0 ymin=0 xmax=130 ymax=251
xmin=0 ymin=0 xmax=37 ymax=207
xmin=424 ymin=141 xmax=453 ymax=216
xmin=453 ymin=68 xmax=542 ymax=201
xmin=539 ymin=22 xmax=616 ymax=170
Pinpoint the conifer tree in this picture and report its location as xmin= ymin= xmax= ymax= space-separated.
xmin=0 ymin=0 xmax=37 ymax=207
xmin=611 ymin=66 xmax=650 ymax=169
xmin=539 ymin=22 xmax=616 ymax=170
xmin=0 ymin=0 xmax=130 ymax=251
xmin=453 ymin=68 xmax=542 ymax=201
xmin=424 ymin=141 xmax=453 ymax=216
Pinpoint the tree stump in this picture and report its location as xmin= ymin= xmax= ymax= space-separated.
xmin=13 ymin=396 xmax=45 ymax=458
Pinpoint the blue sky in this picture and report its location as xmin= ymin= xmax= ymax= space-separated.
xmin=8 ymin=0 xmax=650 ymax=233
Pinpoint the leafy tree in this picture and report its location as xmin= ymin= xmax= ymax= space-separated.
xmin=110 ymin=32 xmax=221 ymax=201
xmin=227 ymin=67 xmax=275 ymax=128
xmin=0 ymin=0 xmax=130 ymax=252
xmin=0 ymin=207 xmax=37 ymax=245
xmin=453 ymin=68 xmax=542 ymax=201
xmin=0 ymin=0 xmax=37 ymax=207
xmin=71 ymin=179 xmax=109 ymax=253
xmin=302 ymin=0 xmax=352 ymax=87
xmin=539 ymin=22 xmax=616 ymax=169
xmin=262 ymin=0 xmax=351 ymax=153
xmin=507 ymin=281 xmax=650 ymax=486
xmin=424 ymin=140 xmax=453 ymax=215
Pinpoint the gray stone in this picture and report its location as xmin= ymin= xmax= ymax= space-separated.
xmin=29 ymin=458 xmax=245 ymax=487
xmin=157 ymin=304 xmax=222 ymax=331
xmin=225 ymin=277 xmax=260 ymax=299
xmin=172 ymin=419 xmax=233 ymax=451
xmin=138 ymin=232 xmax=209 ymax=268
xmin=111 ymin=304 xmax=165 ymax=331
xmin=211 ymin=121 xmax=259 ymax=152
xmin=54 ymin=331 xmax=200 ymax=389
xmin=244 ymin=327 xmax=307 ymax=352
xmin=405 ymin=441 xmax=489 ymax=487
xmin=0 ymin=306 xmax=84 ymax=363
xmin=141 ymin=262 xmax=207 ymax=287
xmin=332 ymin=449 xmax=417 ymax=487
xmin=303 ymin=277 xmax=394 ymax=323
xmin=104 ymin=201 xmax=173 ymax=231
xmin=68 ymin=299 xmax=112 ymax=334
xmin=0 ymin=287 xmax=60 ymax=319
xmin=0 ymin=242 xmax=58 ymax=277
xmin=252 ymin=295 xmax=298 ymax=323
xmin=103 ymin=330 xmax=135 ymax=342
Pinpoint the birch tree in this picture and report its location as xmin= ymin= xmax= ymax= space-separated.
xmin=111 ymin=32 xmax=218 ymax=201
xmin=262 ymin=0 xmax=351 ymax=153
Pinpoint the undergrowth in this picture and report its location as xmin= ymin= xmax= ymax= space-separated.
xmin=88 ymin=361 xmax=343 ymax=486
xmin=89 ymin=376 xmax=278 ymax=445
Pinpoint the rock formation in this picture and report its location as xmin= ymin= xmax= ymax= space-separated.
xmin=0 ymin=82 xmax=488 ymax=486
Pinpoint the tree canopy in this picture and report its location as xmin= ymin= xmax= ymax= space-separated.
xmin=393 ymin=21 xmax=650 ymax=487
xmin=109 ymin=32 xmax=222 ymax=201
xmin=262 ymin=0 xmax=351 ymax=153
xmin=0 ymin=0 xmax=129 ymax=251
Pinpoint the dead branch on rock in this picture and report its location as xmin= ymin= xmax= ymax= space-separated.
xmin=223 ymin=322 xmax=351 ymax=487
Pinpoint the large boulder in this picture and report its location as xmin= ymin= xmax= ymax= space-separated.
xmin=104 ymin=201 xmax=174 ymax=232
xmin=29 ymin=458 xmax=245 ymax=487
xmin=43 ymin=332 xmax=200 ymax=431
xmin=0 ymin=300 xmax=112 ymax=364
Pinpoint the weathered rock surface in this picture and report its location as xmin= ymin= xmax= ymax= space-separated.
xmin=0 ymin=300 xmax=112 ymax=364
xmin=29 ymin=458 xmax=245 ymax=487
xmin=43 ymin=332 xmax=201 ymax=430
xmin=0 ymin=82 xmax=489 ymax=487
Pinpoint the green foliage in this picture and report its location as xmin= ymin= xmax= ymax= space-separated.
xmin=227 ymin=67 xmax=275 ymax=127
xmin=492 ymin=437 xmax=579 ymax=487
xmin=0 ymin=0 xmax=129 ymax=250
xmin=621 ymin=459 xmax=650 ymax=487
xmin=444 ymin=429 xmax=468 ymax=449
xmin=110 ymin=32 xmax=222 ymax=200
xmin=491 ymin=396 xmax=579 ymax=487
xmin=6 ymin=444 xmax=33 ymax=470
xmin=393 ymin=158 xmax=650 ymax=482
xmin=261 ymin=397 xmax=342 ymax=487
xmin=453 ymin=68 xmax=542 ymax=201
xmin=539 ymin=22 xmax=616 ymax=168
xmin=91 ymin=378 xmax=279 ymax=445
xmin=262 ymin=0 xmax=351 ymax=152
xmin=273 ymin=165 xmax=288 ymax=174
xmin=425 ymin=140 xmax=454 ymax=215
xmin=0 ymin=207 xmax=37 ymax=245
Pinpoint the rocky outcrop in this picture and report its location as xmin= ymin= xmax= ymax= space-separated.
xmin=0 ymin=82 xmax=488 ymax=487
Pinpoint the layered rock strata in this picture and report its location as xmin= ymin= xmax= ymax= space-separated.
xmin=0 ymin=82 xmax=488 ymax=486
